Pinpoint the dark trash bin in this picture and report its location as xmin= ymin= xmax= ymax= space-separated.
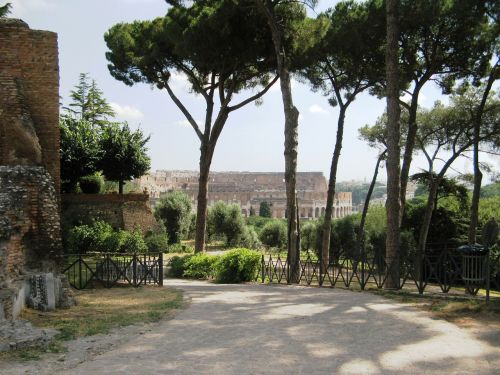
xmin=457 ymin=244 xmax=487 ymax=295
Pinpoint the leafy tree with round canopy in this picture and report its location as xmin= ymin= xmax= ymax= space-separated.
xmin=154 ymin=190 xmax=192 ymax=244
xmin=105 ymin=0 xmax=280 ymax=252
xmin=98 ymin=123 xmax=151 ymax=194
xmin=59 ymin=117 xmax=101 ymax=192
xmin=259 ymin=201 xmax=272 ymax=218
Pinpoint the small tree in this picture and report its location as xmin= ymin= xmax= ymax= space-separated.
xmin=259 ymin=220 xmax=287 ymax=249
xmin=98 ymin=123 xmax=150 ymax=194
xmin=259 ymin=201 xmax=272 ymax=218
xmin=154 ymin=191 xmax=192 ymax=244
xmin=59 ymin=117 xmax=101 ymax=192
xmin=207 ymin=202 xmax=246 ymax=247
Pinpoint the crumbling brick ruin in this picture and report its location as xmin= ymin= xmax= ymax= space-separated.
xmin=0 ymin=19 xmax=67 ymax=322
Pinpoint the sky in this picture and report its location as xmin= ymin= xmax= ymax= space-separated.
xmin=8 ymin=0 xmax=499 ymax=184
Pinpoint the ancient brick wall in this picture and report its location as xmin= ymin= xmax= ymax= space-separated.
xmin=61 ymin=194 xmax=160 ymax=235
xmin=0 ymin=167 xmax=62 ymax=318
xmin=0 ymin=19 xmax=60 ymax=190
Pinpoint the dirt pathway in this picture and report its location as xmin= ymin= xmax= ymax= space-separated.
xmin=3 ymin=280 xmax=500 ymax=374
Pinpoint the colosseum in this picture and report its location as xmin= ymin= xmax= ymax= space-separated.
xmin=136 ymin=171 xmax=353 ymax=220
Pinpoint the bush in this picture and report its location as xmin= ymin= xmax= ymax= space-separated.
xmin=215 ymin=248 xmax=261 ymax=283
xmin=167 ymin=243 xmax=194 ymax=253
xmin=240 ymin=226 xmax=261 ymax=249
xmin=168 ymin=255 xmax=192 ymax=278
xmin=207 ymin=202 xmax=246 ymax=246
xmin=154 ymin=191 xmax=192 ymax=244
xmin=145 ymin=233 xmax=169 ymax=253
xmin=79 ymin=175 xmax=103 ymax=194
xmin=183 ymin=253 xmax=218 ymax=279
xmin=66 ymin=220 xmax=113 ymax=253
xmin=301 ymin=221 xmax=317 ymax=251
xmin=259 ymin=220 xmax=287 ymax=248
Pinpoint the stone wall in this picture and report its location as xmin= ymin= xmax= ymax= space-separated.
xmin=0 ymin=19 xmax=60 ymax=191
xmin=0 ymin=166 xmax=63 ymax=319
xmin=61 ymin=194 xmax=160 ymax=235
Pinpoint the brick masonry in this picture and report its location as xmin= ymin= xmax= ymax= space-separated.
xmin=0 ymin=18 xmax=60 ymax=191
xmin=61 ymin=193 xmax=161 ymax=235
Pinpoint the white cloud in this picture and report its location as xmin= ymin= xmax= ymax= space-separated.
xmin=175 ymin=119 xmax=202 ymax=128
xmin=110 ymin=102 xmax=144 ymax=121
xmin=309 ymin=104 xmax=329 ymax=115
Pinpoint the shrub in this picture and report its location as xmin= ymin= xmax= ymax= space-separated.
xmin=145 ymin=233 xmax=169 ymax=253
xmin=183 ymin=253 xmax=218 ymax=279
xmin=207 ymin=202 xmax=246 ymax=246
xmin=215 ymin=248 xmax=261 ymax=283
xmin=66 ymin=220 xmax=113 ymax=253
xmin=120 ymin=230 xmax=148 ymax=253
xmin=154 ymin=191 xmax=192 ymax=244
xmin=301 ymin=221 xmax=317 ymax=251
xmin=167 ymin=243 xmax=194 ymax=254
xmin=240 ymin=226 xmax=261 ymax=249
xmin=79 ymin=175 xmax=103 ymax=194
xmin=259 ymin=220 xmax=287 ymax=248
xmin=168 ymin=255 xmax=192 ymax=278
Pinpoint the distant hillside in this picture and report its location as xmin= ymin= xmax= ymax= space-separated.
xmin=336 ymin=181 xmax=386 ymax=205
xmin=480 ymin=182 xmax=500 ymax=198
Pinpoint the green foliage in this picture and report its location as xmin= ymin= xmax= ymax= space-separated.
xmin=78 ymin=175 xmax=103 ymax=194
xmin=60 ymin=117 xmax=101 ymax=192
xmin=239 ymin=226 xmax=262 ymax=250
xmin=154 ymin=191 xmax=192 ymax=244
xmin=259 ymin=220 xmax=287 ymax=248
xmin=65 ymin=73 xmax=115 ymax=127
xmin=215 ymin=249 xmax=261 ymax=283
xmin=246 ymin=216 xmax=274 ymax=234
xmin=98 ymin=123 xmax=150 ymax=193
xmin=481 ymin=183 xmax=500 ymax=198
xmin=66 ymin=221 xmax=113 ymax=254
xmin=207 ymin=202 xmax=246 ymax=246
xmin=167 ymin=243 xmax=194 ymax=254
xmin=478 ymin=197 xmax=500 ymax=226
xmin=300 ymin=221 xmax=317 ymax=251
xmin=0 ymin=2 xmax=11 ymax=17
xmin=168 ymin=255 xmax=191 ymax=278
xmin=144 ymin=233 xmax=169 ymax=253
xmin=259 ymin=201 xmax=272 ymax=217
xmin=183 ymin=253 xmax=217 ymax=279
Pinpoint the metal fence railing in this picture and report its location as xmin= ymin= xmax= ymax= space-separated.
xmin=62 ymin=252 xmax=163 ymax=289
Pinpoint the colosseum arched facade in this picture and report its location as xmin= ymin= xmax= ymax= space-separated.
xmin=136 ymin=171 xmax=352 ymax=219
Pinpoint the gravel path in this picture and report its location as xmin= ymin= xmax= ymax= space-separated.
xmin=4 ymin=280 xmax=500 ymax=374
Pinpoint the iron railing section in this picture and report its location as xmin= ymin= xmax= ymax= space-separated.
xmin=62 ymin=252 xmax=164 ymax=290
xmin=259 ymin=246 xmax=499 ymax=299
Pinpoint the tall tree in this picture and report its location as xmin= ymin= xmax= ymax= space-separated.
xmin=0 ymin=2 xmax=11 ymax=17
xmin=301 ymin=0 xmax=385 ymax=270
xmin=98 ymin=123 xmax=151 ymax=194
xmin=65 ymin=73 xmax=116 ymax=127
xmin=393 ymin=0 xmax=492 ymax=221
xmin=105 ymin=1 xmax=278 ymax=252
xmin=384 ymin=0 xmax=401 ymax=289
xmin=468 ymin=2 xmax=499 ymax=243
xmin=413 ymin=98 xmax=499 ymax=253
xmin=154 ymin=190 xmax=192 ymax=244
xmin=253 ymin=0 xmax=325 ymax=282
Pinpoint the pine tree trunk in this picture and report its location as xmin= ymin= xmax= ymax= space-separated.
xmin=321 ymin=106 xmax=346 ymax=272
xmin=255 ymin=0 xmax=300 ymax=283
xmin=194 ymin=148 xmax=211 ymax=253
xmin=418 ymin=177 xmax=439 ymax=254
xmin=384 ymin=0 xmax=401 ymax=289
xmin=468 ymin=64 xmax=496 ymax=244
xmin=119 ymin=180 xmax=124 ymax=194
xmin=358 ymin=150 xmax=386 ymax=250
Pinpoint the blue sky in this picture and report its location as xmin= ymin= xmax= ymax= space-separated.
xmin=9 ymin=0 xmax=498 ymax=183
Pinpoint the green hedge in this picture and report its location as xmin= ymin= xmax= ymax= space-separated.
xmin=167 ymin=248 xmax=262 ymax=283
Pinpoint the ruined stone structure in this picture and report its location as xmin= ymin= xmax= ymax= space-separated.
xmin=0 ymin=19 xmax=60 ymax=190
xmin=61 ymin=193 xmax=161 ymax=235
xmin=137 ymin=171 xmax=353 ymax=219
xmin=0 ymin=19 xmax=68 ymax=324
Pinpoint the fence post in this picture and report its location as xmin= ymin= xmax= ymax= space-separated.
xmin=486 ymin=248 xmax=490 ymax=303
xmin=133 ymin=253 xmax=137 ymax=287
xmin=78 ymin=254 xmax=83 ymax=289
xmin=361 ymin=247 xmax=366 ymax=291
xmin=261 ymin=254 xmax=265 ymax=283
xmin=159 ymin=252 xmax=164 ymax=286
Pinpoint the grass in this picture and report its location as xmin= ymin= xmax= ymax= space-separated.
xmin=1 ymin=286 xmax=183 ymax=362
xmin=369 ymin=289 xmax=500 ymax=324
